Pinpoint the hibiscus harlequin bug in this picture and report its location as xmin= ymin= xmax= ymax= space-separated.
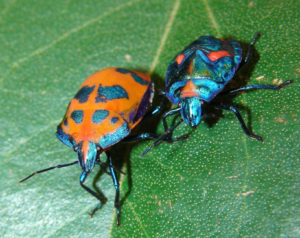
xmin=142 ymin=33 xmax=292 ymax=156
xmin=20 ymin=67 xmax=179 ymax=225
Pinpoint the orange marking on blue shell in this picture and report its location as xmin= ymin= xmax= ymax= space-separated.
xmin=175 ymin=54 xmax=185 ymax=65
xmin=180 ymin=80 xmax=199 ymax=98
xmin=188 ymin=60 xmax=194 ymax=75
xmin=207 ymin=50 xmax=231 ymax=61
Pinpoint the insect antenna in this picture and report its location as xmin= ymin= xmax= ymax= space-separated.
xmin=19 ymin=161 xmax=78 ymax=183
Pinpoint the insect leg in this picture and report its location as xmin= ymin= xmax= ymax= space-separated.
xmin=222 ymin=80 xmax=292 ymax=96
xmin=95 ymin=160 xmax=126 ymax=175
xmin=143 ymin=93 xmax=168 ymax=120
xmin=19 ymin=161 xmax=78 ymax=183
xmin=139 ymin=118 xmax=185 ymax=157
xmin=80 ymin=171 xmax=104 ymax=217
xmin=214 ymin=104 xmax=263 ymax=141
xmin=122 ymin=133 xmax=161 ymax=143
xmin=243 ymin=32 xmax=261 ymax=65
xmin=123 ymin=107 xmax=186 ymax=156
xmin=106 ymin=151 xmax=121 ymax=226
xmin=123 ymin=130 xmax=186 ymax=144
xmin=161 ymin=107 xmax=181 ymax=132
xmin=123 ymin=107 xmax=184 ymax=144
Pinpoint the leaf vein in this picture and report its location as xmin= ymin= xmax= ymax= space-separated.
xmin=0 ymin=0 xmax=140 ymax=85
xmin=2 ymin=120 xmax=58 ymax=159
xmin=202 ymin=0 xmax=220 ymax=37
xmin=148 ymin=0 xmax=181 ymax=75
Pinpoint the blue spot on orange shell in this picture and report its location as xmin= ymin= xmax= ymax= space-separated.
xmin=71 ymin=110 xmax=83 ymax=124
xmin=92 ymin=110 xmax=109 ymax=124
xmin=96 ymin=84 xmax=128 ymax=103
xmin=111 ymin=117 xmax=119 ymax=124
xmin=116 ymin=68 xmax=149 ymax=85
xmin=75 ymin=85 xmax=95 ymax=103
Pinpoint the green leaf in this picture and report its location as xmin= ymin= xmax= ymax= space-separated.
xmin=1 ymin=0 xmax=298 ymax=237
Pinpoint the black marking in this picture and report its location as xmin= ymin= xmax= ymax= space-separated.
xmin=63 ymin=118 xmax=68 ymax=126
xmin=92 ymin=110 xmax=109 ymax=124
xmin=75 ymin=85 xmax=96 ymax=103
xmin=111 ymin=117 xmax=119 ymax=124
xmin=71 ymin=110 xmax=83 ymax=124
xmin=96 ymin=84 xmax=128 ymax=103
xmin=133 ymin=85 xmax=153 ymax=123
xmin=129 ymin=110 xmax=136 ymax=122
xmin=116 ymin=68 xmax=149 ymax=85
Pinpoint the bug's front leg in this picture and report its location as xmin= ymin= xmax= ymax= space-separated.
xmin=105 ymin=151 xmax=121 ymax=225
xmin=79 ymin=171 xmax=104 ymax=217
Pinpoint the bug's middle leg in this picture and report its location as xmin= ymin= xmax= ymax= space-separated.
xmin=213 ymin=103 xmax=263 ymax=141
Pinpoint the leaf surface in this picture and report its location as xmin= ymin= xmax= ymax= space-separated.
xmin=0 ymin=0 xmax=298 ymax=237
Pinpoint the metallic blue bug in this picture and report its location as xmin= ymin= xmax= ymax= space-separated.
xmin=142 ymin=33 xmax=292 ymax=155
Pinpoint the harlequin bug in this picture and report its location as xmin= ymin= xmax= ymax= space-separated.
xmin=142 ymin=33 xmax=292 ymax=156
xmin=20 ymin=67 xmax=179 ymax=225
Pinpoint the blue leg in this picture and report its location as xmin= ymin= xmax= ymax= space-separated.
xmin=122 ymin=133 xmax=161 ymax=143
xmin=143 ymin=93 xmax=168 ymax=120
xmin=213 ymin=104 xmax=263 ymax=141
xmin=95 ymin=160 xmax=126 ymax=175
xmin=244 ymin=32 xmax=261 ymax=65
xmin=19 ymin=161 xmax=78 ymax=183
xmin=123 ymin=107 xmax=185 ymax=145
xmin=106 ymin=151 xmax=121 ymax=226
xmin=238 ymin=32 xmax=261 ymax=69
xmin=122 ymin=107 xmax=186 ymax=157
xmin=223 ymin=80 xmax=292 ymax=96
xmin=80 ymin=171 xmax=104 ymax=217
xmin=140 ymin=117 xmax=184 ymax=157
xmin=140 ymin=107 xmax=187 ymax=157
xmin=122 ymin=131 xmax=185 ymax=144
xmin=161 ymin=107 xmax=181 ymax=132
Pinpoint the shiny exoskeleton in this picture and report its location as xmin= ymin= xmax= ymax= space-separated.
xmin=20 ymin=67 xmax=177 ymax=225
xmin=142 ymin=33 xmax=292 ymax=156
